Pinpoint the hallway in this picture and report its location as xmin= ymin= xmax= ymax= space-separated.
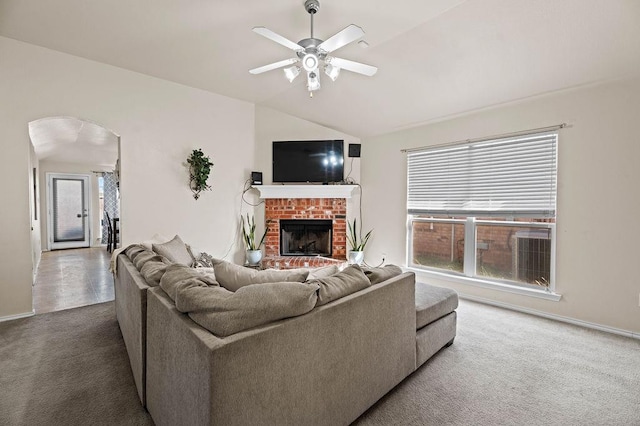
xmin=33 ymin=248 xmax=113 ymax=314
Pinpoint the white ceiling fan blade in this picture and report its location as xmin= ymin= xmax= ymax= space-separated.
xmin=252 ymin=27 xmax=304 ymax=52
xmin=317 ymin=24 xmax=365 ymax=54
xmin=249 ymin=58 xmax=298 ymax=75
xmin=327 ymin=57 xmax=378 ymax=77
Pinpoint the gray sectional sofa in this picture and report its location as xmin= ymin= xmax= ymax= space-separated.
xmin=115 ymin=245 xmax=458 ymax=425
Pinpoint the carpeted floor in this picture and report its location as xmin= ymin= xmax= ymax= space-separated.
xmin=0 ymin=302 xmax=152 ymax=426
xmin=1 ymin=300 xmax=639 ymax=426
xmin=355 ymin=300 xmax=640 ymax=426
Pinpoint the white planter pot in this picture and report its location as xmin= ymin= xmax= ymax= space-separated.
xmin=348 ymin=251 xmax=364 ymax=265
xmin=246 ymin=250 xmax=263 ymax=266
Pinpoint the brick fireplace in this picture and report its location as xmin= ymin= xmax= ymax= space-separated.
xmin=262 ymin=198 xmax=347 ymax=269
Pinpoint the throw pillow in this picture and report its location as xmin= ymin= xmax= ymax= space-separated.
xmin=140 ymin=233 xmax=171 ymax=251
xmin=159 ymin=264 xmax=219 ymax=302
xmin=192 ymin=251 xmax=215 ymax=268
xmin=306 ymin=264 xmax=371 ymax=306
xmin=153 ymin=235 xmax=194 ymax=266
xmin=214 ymin=260 xmax=309 ymax=292
xmin=177 ymin=281 xmax=319 ymax=337
xmin=362 ymin=264 xmax=404 ymax=285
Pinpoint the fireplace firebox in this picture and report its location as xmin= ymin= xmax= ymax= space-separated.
xmin=280 ymin=219 xmax=333 ymax=256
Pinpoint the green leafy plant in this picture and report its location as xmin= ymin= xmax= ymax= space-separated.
xmin=187 ymin=149 xmax=214 ymax=200
xmin=347 ymin=218 xmax=373 ymax=251
xmin=241 ymin=214 xmax=269 ymax=251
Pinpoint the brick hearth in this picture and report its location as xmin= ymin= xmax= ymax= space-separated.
xmin=262 ymin=198 xmax=347 ymax=269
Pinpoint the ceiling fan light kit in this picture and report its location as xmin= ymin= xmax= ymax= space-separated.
xmin=284 ymin=65 xmax=301 ymax=82
xmin=249 ymin=0 xmax=377 ymax=97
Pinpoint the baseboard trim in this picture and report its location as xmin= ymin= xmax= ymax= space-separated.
xmin=0 ymin=310 xmax=35 ymax=323
xmin=459 ymin=293 xmax=640 ymax=341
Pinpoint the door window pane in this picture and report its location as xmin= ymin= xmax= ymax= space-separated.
xmin=53 ymin=178 xmax=85 ymax=242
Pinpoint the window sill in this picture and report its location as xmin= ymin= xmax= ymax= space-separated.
xmin=406 ymin=266 xmax=562 ymax=302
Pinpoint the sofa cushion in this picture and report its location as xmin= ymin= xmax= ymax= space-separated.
xmin=176 ymin=281 xmax=319 ymax=337
xmin=363 ymin=264 xmax=403 ymax=285
xmin=308 ymin=264 xmax=340 ymax=280
xmin=160 ymin=264 xmax=219 ymax=301
xmin=214 ymin=260 xmax=309 ymax=292
xmin=124 ymin=244 xmax=146 ymax=262
xmin=195 ymin=267 xmax=216 ymax=280
xmin=140 ymin=259 xmax=171 ymax=287
xmin=133 ymin=251 xmax=165 ymax=271
xmin=307 ymin=265 xmax=371 ymax=307
xmin=153 ymin=235 xmax=193 ymax=266
xmin=415 ymin=281 xmax=459 ymax=330
xmin=288 ymin=264 xmax=341 ymax=280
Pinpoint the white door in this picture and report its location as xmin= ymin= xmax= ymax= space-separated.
xmin=47 ymin=173 xmax=91 ymax=250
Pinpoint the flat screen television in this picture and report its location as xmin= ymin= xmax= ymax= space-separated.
xmin=273 ymin=140 xmax=344 ymax=183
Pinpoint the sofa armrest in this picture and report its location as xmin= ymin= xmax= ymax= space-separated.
xmin=114 ymin=254 xmax=150 ymax=406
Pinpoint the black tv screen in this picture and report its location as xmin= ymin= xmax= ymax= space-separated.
xmin=273 ymin=140 xmax=344 ymax=183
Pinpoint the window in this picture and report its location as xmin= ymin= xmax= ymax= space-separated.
xmin=407 ymin=131 xmax=557 ymax=293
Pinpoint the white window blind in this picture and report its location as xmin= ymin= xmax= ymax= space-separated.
xmin=407 ymin=132 xmax=557 ymax=217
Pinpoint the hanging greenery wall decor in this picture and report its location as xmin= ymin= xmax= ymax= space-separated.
xmin=187 ymin=148 xmax=214 ymax=200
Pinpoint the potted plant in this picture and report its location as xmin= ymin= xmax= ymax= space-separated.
xmin=187 ymin=149 xmax=214 ymax=200
xmin=347 ymin=218 xmax=372 ymax=265
xmin=241 ymin=214 xmax=269 ymax=266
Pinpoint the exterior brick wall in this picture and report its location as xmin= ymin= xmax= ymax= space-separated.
xmin=413 ymin=222 xmax=465 ymax=262
xmin=263 ymin=198 xmax=347 ymax=268
xmin=413 ymin=218 xmax=553 ymax=280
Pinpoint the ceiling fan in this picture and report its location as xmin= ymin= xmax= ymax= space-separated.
xmin=249 ymin=0 xmax=378 ymax=97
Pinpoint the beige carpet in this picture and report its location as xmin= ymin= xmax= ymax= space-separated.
xmin=356 ymin=299 xmax=640 ymax=426
xmin=0 ymin=302 xmax=152 ymax=426
xmin=1 ymin=299 xmax=639 ymax=425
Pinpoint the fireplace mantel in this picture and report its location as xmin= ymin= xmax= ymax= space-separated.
xmin=252 ymin=185 xmax=357 ymax=199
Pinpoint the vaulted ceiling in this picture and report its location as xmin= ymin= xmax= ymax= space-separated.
xmin=2 ymin=0 xmax=639 ymax=139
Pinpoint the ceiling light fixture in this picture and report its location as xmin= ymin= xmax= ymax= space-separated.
xmin=249 ymin=0 xmax=378 ymax=97
xmin=284 ymin=66 xmax=301 ymax=82
xmin=307 ymin=71 xmax=321 ymax=92
xmin=324 ymin=64 xmax=340 ymax=81
xmin=302 ymin=53 xmax=319 ymax=72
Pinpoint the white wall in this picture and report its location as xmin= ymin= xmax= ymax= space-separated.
xmin=362 ymin=75 xmax=640 ymax=334
xmin=0 ymin=36 xmax=255 ymax=318
xmin=254 ymin=106 xmax=362 ymax=186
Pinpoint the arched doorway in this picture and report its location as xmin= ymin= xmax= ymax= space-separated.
xmin=28 ymin=117 xmax=120 ymax=313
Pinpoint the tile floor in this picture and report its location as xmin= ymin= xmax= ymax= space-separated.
xmin=33 ymin=247 xmax=114 ymax=314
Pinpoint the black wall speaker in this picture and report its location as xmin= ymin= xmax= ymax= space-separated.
xmin=348 ymin=143 xmax=361 ymax=158
xmin=251 ymin=171 xmax=263 ymax=185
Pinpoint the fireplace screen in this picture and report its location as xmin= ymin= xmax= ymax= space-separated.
xmin=280 ymin=219 xmax=332 ymax=256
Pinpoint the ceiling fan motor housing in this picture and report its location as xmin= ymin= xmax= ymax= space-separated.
xmin=304 ymin=0 xmax=320 ymax=15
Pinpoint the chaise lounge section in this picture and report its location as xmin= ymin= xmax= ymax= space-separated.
xmin=415 ymin=281 xmax=458 ymax=368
